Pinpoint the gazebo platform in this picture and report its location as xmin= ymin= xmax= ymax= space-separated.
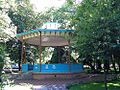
xmin=11 ymin=70 xmax=85 ymax=80
xmin=32 ymin=71 xmax=83 ymax=79
xmin=21 ymin=64 xmax=83 ymax=79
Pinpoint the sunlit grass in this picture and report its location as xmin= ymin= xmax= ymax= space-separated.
xmin=69 ymin=81 xmax=120 ymax=90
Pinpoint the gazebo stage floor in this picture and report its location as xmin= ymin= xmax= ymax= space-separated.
xmin=32 ymin=71 xmax=85 ymax=79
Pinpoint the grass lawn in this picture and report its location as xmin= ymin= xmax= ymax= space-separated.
xmin=69 ymin=81 xmax=120 ymax=90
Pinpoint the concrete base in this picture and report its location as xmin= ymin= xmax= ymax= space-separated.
xmin=32 ymin=71 xmax=83 ymax=79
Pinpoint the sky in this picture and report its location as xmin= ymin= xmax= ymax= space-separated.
xmin=30 ymin=0 xmax=65 ymax=12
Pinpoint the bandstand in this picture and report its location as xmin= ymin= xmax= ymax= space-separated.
xmin=17 ymin=22 xmax=83 ymax=79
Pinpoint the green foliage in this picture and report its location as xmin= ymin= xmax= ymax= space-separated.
xmin=43 ymin=2 xmax=76 ymax=29
xmin=8 ymin=0 xmax=41 ymax=33
xmin=49 ymin=47 xmax=64 ymax=64
xmin=0 ymin=44 xmax=8 ymax=89
xmin=71 ymin=0 xmax=120 ymax=72
xmin=0 ymin=44 xmax=6 ymax=73
xmin=67 ymin=0 xmax=74 ymax=5
xmin=7 ymin=0 xmax=44 ymax=65
xmin=0 ymin=0 xmax=15 ymax=88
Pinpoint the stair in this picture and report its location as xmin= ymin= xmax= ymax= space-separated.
xmin=11 ymin=71 xmax=33 ymax=80
xmin=11 ymin=71 xmax=88 ymax=80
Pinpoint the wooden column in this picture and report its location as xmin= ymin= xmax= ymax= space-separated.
xmin=25 ymin=43 xmax=26 ymax=64
xmin=39 ymin=31 xmax=42 ymax=72
xmin=58 ymin=46 xmax=60 ymax=63
xmin=21 ymin=38 xmax=24 ymax=72
xmin=68 ymin=40 xmax=70 ymax=72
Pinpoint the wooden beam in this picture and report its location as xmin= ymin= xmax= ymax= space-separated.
xmin=39 ymin=31 xmax=42 ymax=72
xmin=68 ymin=39 xmax=70 ymax=72
xmin=55 ymin=32 xmax=56 ymax=35
xmin=21 ymin=38 xmax=24 ymax=72
xmin=25 ymin=43 xmax=26 ymax=64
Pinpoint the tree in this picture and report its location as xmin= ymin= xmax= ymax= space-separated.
xmin=7 ymin=0 xmax=45 ymax=70
xmin=72 ymin=0 xmax=120 ymax=71
xmin=71 ymin=0 xmax=120 ymax=90
xmin=0 ymin=0 xmax=16 ymax=88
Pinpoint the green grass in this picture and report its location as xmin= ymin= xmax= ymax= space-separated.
xmin=69 ymin=81 xmax=120 ymax=90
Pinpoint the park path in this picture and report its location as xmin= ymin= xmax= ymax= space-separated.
xmin=33 ymin=84 xmax=67 ymax=90
xmin=8 ymin=72 xmax=89 ymax=90
xmin=7 ymin=72 xmax=89 ymax=90
xmin=13 ymin=78 xmax=78 ymax=90
xmin=13 ymin=77 xmax=88 ymax=90
xmin=6 ymin=73 xmax=113 ymax=90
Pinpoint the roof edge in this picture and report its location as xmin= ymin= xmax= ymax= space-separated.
xmin=17 ymin=29 xmax=74 ymax=36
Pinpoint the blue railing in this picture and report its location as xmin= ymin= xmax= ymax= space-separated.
xmin=22 ymin=64 xmax=33 ymax=72
xmin=22 ymin=64 xmax=83 ymax=72
xmin=22 ymin=64 xmax=28 ymax=72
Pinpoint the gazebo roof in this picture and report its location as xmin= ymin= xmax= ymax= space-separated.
xmin=17 ymin=29 xmax=74 ymax=46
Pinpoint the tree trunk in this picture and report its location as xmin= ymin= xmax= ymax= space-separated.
xmin=0 ymin=66 xmax=3 ymax=82
xmin=89 ymin=59 xmax=95 ymax=71
xmin=89 ymin=62 xmax=95 ymax=71
xmin=18 ymin=41 xmax=21 ymax=71
xmin=113 ymin=62 xmax=117 ymax=73
xmin=112 ymin=55 xmax=117 ymax=73
xmin=116 ymin=59 xmax=120 ymax=73
xmin=18 ymin=60 xmax=21 ymax=71
xmin=104 ymin=60 xmax=110 ymax=73
xmin=104 ymin=67 xmax=108 ymax=90
xmin=96 ymin=60 xmax=102 ymax=72
xmin=83 ymin=59 xmax=95 ymax=71
xmin=118 ymin=62 xmax=120 ymax=73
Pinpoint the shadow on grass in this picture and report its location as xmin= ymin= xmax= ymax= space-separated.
xmin=69 ymin=81 xmax=120 ymax=90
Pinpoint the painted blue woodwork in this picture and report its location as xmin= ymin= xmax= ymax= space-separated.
xmin=33 ymin=64 xmax=40 ymax=72
xmin=41 ymin=64 xmax=69 ymax=72
xmin=28 ymin=65 xmax=33 ymax=70
xmin=22 ymin=64 xmax=33 ymax=72
xmin=33 ymin=64 xmax=83 ymax=72
xmin=70 ymin=64 xmax=83 ymax=72
xmin=22 ymin=64 xmax=83 ymax=72
xmin=22 ymin=64 xmax=28 ymax=72
xmin=17 ymin=29 xmax=74 ymax=36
